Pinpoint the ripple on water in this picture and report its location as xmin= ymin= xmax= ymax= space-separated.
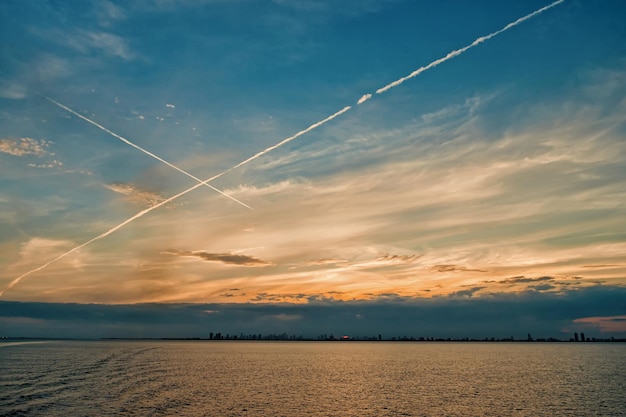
xmin=1 ymin=341 xmax=625 ymax=416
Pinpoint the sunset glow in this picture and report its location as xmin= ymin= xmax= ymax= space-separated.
xmin=1 ymin=0 xmax=625 ymax=338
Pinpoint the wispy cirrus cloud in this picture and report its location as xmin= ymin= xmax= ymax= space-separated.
xmin=103 ymin=183 xmax=168 ymax=207
xmin=0 ymin=82 xmax=28 ymax=100
xmin=96 ymin=1 xmax=127 ymax=26
xmin=297 ymin=253 xmax=421 ymax=271
xmin=65 ymin=30 xmax=134 ymax=60
xmin=0 ymin=54 xmax=71 ymax=100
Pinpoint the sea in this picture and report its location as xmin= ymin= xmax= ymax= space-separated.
xmin=1 ymin=340 xmax=624 ymax=416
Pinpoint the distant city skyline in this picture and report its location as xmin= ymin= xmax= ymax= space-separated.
xmin=1 ymin=0 xmax=625 ymax=338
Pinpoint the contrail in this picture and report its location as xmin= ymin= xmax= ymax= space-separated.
xmin=374 ymin=0 xmax=565 ymax=95
xmin=3 ymin=0 xmax=566 ymax=296
xmin=41 ymin=95 xmax=253 ymax=210
xmin=0 ymin=105 xmax=351 ymax=297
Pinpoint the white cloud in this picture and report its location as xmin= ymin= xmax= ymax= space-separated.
xmin=0 ymin=138 xmax=51 ymax=157
xmin=0 ymin=82 xmax=27 ymax=100
xmin=103 ymin=183 xmax=169 ymax=207
xmin=27 ymin=160 xmax=63 ymax=169
xmin=97 ymin=1 xmax=127 ymax=26
xmin=64 ymin=30 xmax=134 ymax=60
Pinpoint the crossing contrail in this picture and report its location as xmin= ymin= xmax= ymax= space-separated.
xmin=0 ymin=105 xmax=351 ymax=297
xmin=41 ymin=95 xmax=252 ymax=210
xmin=2 ymin=0 xmax=567 ymax=296
xmin=373 ymin=0 xmax=565 ymax=95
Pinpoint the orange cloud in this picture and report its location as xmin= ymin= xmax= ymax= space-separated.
xmin=573 ymin=315 xmax=626 ymax=333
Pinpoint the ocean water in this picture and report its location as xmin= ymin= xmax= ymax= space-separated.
xmin=1 ymin=341 xmax=624 ymax=416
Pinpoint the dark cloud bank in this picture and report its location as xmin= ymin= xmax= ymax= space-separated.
xmin=1 ymin=285 xmax=625 ymax=340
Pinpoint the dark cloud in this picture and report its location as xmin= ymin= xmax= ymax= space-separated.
xmin=449 ymin=286 xmax=486 ymax=298
xmin=251 ymin=293 xmax=309 ymax=302
xmin=432 ymin=264 xmax=487 ymax=273
xmin=498 ymin=276 xmax=554 ymax=284
xmin=528 ymin=284 xmax=556 ymax=292
xmin=165 ymin=250 xmax=271 ymax=266
xmin=376 ymin=254 xmax=422 ymax=263
xmin=583 ymin=264 xmax=621 ymax=268
xmin=2 ymin=285 xmax=625 ymax=340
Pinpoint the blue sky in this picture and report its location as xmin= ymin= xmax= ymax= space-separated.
xmin=1 ymin=0 xmax=625 ymax=338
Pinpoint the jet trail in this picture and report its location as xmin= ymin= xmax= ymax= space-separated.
xmin=374 ymin=0 xmax=565 ymax=95
xmin=0 ymin=105 xmax=351 ymax=297
xmin=42 ymin=95 xmax=252 ymax=210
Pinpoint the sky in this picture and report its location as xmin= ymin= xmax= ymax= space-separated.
xmin=1 ymin=0 xmax=625 ymax=339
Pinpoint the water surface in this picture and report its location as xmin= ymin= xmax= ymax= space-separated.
xmin=1 ymin=341 xmax=624 ymax=416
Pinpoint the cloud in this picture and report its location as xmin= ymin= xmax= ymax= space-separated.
xmin=250 ymin=292 xmax=311 ymax=303
xmin=0 ymin=82 xmax=27 ymax=100
xmin=97 ymin=1 xmax=127 ymax=26
xmin=10 ymin=70 xmax=624 ymax=301
xmin=5 ymin=18 xmax=625 ymax=303
xmin=499 ymin=276 xmax=554 ymax=284
xmin=165 ymin=250 xmax=272 ymax=267
xmin=27 ymin=160 xmax=64 ymax=169
xmin=303 ymin=258 xmax=348 ymax=267
xmin=63 ymin=30 xmax=134 ymax=60
xmin=449 ymin=286 xmax=486 ymax=298
xmin=431 ymin=264 xmax=487 ymax=273
xmin=18 ymin=238 xmax=74 ymax=259
xmin=0 ymin=237 xmax=85 ymax=297
xmin=528 ymin=284 xmax=556 ymax=292
xmin=0 ymin=138 xmax=51 ymax=157
xmin=0 ymin=54 xmax=71 ymax=100
xmin=583 ymin=264 xmax=622 ymax=269
xmin=573 ymin=315 xmax=626 ymax=333
xmin=301 ymin=253 xmax=420 ymax=269
xmin=376 ymin=254 xmax=421 ymax=264
xmin=103 ymin=183 xmax=168 ymax=207
xmin=0 ymin=138 xmax=72 ymax=172
xmin=1 ymin=285 xmax=625 ymax=339
xmin=266 ymin=313 xmax=302 ymax=321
